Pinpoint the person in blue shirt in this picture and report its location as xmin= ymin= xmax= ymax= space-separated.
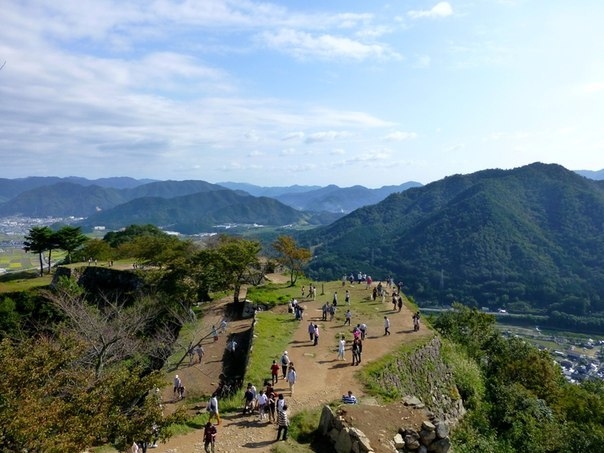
xmin=342 ymin=390 xmax=357 ymax=404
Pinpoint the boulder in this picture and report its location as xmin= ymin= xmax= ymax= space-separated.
xmin=435 ymin=421 xmax=449 ymax=439
xmin=393 ymin=433 xmax=405 ymax=449
xmin=335 ymin=427 xmax=353 ymax=453
xmin=319 ymin=405 xmax=335 ymax=435
xmin=427 ymin=437 xmax=451 ymax=453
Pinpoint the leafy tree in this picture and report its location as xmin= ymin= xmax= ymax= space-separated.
xmin=55 ymin=226 xmax=88 ymax=263
xmin=23 ymin=226 xmax=53 ymax=276
xmin=103 ymin=224 xmax=168 ymax=248
xmin=272 ymin=235 xmax=311 ymax=286
xmin=431 ymin=303 xmax=498 ymax=360
xmin=125 ymin=234 xmax=195 ymax=268
xmin=73 ymin=238 xmax=114 ymax=263
xmin=214 ymin=235 xmax=262 ymax=303
xmin=0 ymin=333 xmax=177 ymax=452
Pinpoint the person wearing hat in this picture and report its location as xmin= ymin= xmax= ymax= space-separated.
xmin=280 ymin=351 xmax=290 ymax=379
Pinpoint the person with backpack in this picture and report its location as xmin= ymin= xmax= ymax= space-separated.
xmin=280 ymin=351 xmax=290 ymax=379
xmin=207 ymin=393 xmax=221 ymax=425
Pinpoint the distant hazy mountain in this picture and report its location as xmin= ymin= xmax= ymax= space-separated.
xmin=0 ymin=180 xmax=232 ymax=217
xmin=302 ymin=163 xmax=604 ymax=315
xmin=0 ymin=176 xmax=154 ymax=203
xmin=575 ymin=169 xmax=604 ymax=180
xmin=219 ymin=181 xmax=423 ymax=213
xmin=217 ymin=182 xmax=322 ymax=198
xmin=0 ymin=182 xmax=125 ymax=217
xmin=274 ymin=182 xmax=423 ymax=213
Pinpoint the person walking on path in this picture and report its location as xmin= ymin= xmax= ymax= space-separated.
xmin=308 ymin=320 xmax=315 ymax=342
xmin=173 ymin=375 xmax=183 ymax=399
xmin=333 ymin=291 xmax=338 ymax=306
xmin=397 ymin=296 xmax=403 ymax=312
xmin=257 ymin=390 xmax=268 ymax=421
xmin=270 ymin=360 xmax=280 ymax=385
xmin=207 ymin=393 xmax=221 ymax=425
xmin=286 ymin=365 xmax=297 ymax=395
xmin=384 ymin=316 xmax=391 ymax=336
xmin=313 ymin=324 xmax=320 ymax=346
xmin=337 ymin=336 xmax=346 ymax=360
xmin=344 ymin=309 xmax=352 ymax=326
xmin=345 ymin=290 xmax=350 ymax=305
xmin=277 ymin=393 xmax=286 ymax=414
xmin=352 ymin=338 xmax=362 ymax=366
xmin=280 ymin=351 xmax=290 ymax=379
xmin=276 ymin=404 xmax=290 ymax=441
xmin=267 ymin=388 xmax=277 ymax=423
xmin=203 ymin=421 xmax=217 ymax=453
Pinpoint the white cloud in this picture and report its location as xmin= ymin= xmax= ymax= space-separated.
xmin=259 ymin=29 xmax=399 ymax=60
xmin=330 ymin=148 xmax=346 ymax=155
xmin=305 ymin=131 xmax=351 ymax=143
xmin=384 ymin=131 xmax=418 ymax=141
xmin=282 ymin=132 xmax=305 ymax=141
xmin=408 ymin=2 xmax=453 ymax=20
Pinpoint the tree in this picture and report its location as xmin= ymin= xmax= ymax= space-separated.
xmin=55 ymin=226 xmax=88 ymax=263
xmin=23 ymin=226 xmax=53 ymax=276
xmin=214 ymin=236 xmax=262 ymax=303
xmin=0 ymin=333 xmax=178 ymax=452
xmin=272 ymin=235 xmax=312 ymax=286
xmin=42 ymin=280 xmax=172 ymax=377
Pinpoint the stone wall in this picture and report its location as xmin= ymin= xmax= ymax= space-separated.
xmin=318 ymin=405 xmax=452 ymax=453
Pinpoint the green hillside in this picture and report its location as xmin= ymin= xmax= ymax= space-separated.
xmin=302 ymin=163 xmax=604 ymax=317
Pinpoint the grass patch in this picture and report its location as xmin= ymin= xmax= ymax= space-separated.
xmin=359 ymin=336 xmax=434 ymax=402
xmin=246 ymin=280 xmax=304 ymax=308
xmin=246 ymin=311 xmax=300 ymax=385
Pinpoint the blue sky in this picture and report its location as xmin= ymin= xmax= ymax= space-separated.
xmin=1 ymin=1 xmax=603 ymax=188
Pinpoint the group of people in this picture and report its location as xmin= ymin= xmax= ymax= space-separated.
xmin=197 ymin=275 xmax=417 ymax=450
xmin=308 ymin=321 xmax=320 ymax=345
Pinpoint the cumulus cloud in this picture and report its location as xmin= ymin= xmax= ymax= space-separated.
xmin=408 ymin=2 xmax=453 ymax=19
xmin=384 ymin=131 xmax=418 ymax=141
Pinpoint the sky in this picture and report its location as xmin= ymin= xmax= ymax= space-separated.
xmin=1 ymin=1 xmax=603 ymax=188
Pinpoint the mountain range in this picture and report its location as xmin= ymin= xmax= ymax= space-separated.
xmin=0 ymin=177 xmax=420 ymax=232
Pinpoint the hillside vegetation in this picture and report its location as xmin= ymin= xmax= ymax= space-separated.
xmin=303 ymin=163 xmax=604 ymax=323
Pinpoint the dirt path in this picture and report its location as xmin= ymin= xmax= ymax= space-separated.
xmin=153 ymin=279 xmax=431 ymax=452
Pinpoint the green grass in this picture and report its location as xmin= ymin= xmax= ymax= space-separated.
xmin=359 ymin=336 xmax=434 ymax=402
xmin=246 ymin=311 xmax=300 ymax=385
xmin=245 ymin=279 xmax=305 ymax=308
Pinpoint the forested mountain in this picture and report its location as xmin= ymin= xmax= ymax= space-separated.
xmin=302 ymin=163 xmax=604 ymax=316
xmin=80 ymin=190 xmax=311 ymax=234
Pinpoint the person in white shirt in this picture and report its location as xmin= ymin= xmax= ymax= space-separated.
xmin=287 ymin=365 xmax=297 ymax=395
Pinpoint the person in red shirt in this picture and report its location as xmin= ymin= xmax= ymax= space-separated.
xmin=270 ymin=359 xmax=280 ymax=385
